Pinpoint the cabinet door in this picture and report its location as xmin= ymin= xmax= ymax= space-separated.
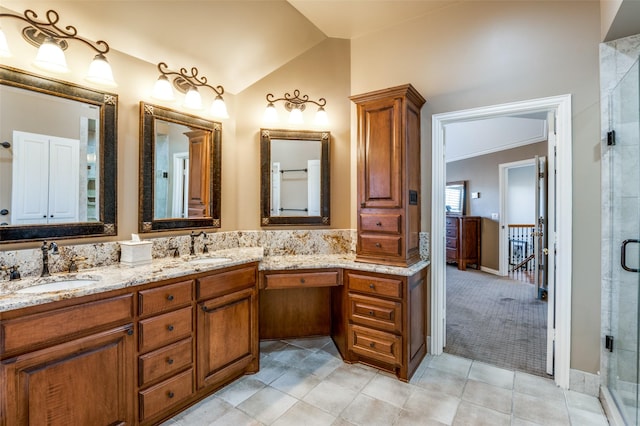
xmin=2 ymin=325 xmax=134 ymax=425
xmin=357 ymin=97 xmax=402 ymax=209
xmin=186 ymin=130 xmax=210 ymax=218
xmin=197 ymin=287 xmax=257 ymax=389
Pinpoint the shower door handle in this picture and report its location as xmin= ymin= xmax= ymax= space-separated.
xmin=621 ymin=239 xmax=640 ymax=272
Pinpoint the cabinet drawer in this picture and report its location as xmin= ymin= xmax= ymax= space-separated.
xmin=139 ymin=306 xmax=192 ymax=353
xmin=197 ymin=265 xmax=257 ymax=300
xmin=348 ymin=324 xmax=402 ymax=366
xmin=445 ymin=216 xmax=457 ymax=227
xmin=139 ymin=338 xmax=192 ymax=386
xmin=1 ymin=294 xmax=133 ymax=354
xmin=348 ymin=293 xmax=402 ymax=333
xmin=360 ymin=213 xmax=401 ymax=233
xmin=446 ymin=248 xmax=458 ymax=262
xmin=445 ymin=226 xmax=458 ymax=238
xmin=359 ymin=235 xmax=401 ymax=257
xmin=263 ymin=271 xmax=339 ymax=289
xmin=347 ymin=272 xmax=402 ymax=299
xmin=446 ymin=236 xmax=457 ymax=249
xmin=139 ymin=280 xmax=193 ymax=317
xmin=139 ymin=368 xmax=193 ymax=421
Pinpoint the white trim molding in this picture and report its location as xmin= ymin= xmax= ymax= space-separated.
xmin=431 ymin=94 xmax=572 ymax=389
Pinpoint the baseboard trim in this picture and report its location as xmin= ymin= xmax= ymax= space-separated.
xmin=480 ymin=266 xmax=500 ymax=275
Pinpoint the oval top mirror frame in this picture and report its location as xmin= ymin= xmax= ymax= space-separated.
xmin=260 ymin=128 xmax=330 ymax=226
xmin=0 ymin=65 xmax=118 ymax=243
xmin=139 ymin=102 xmax=222 ymax=232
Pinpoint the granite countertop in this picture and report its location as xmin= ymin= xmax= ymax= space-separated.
xmin=0 ymin=247 xmax=429 ymax=313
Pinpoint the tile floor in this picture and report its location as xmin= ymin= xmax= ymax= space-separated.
xmin=162 ymin=337 xmax=609 ymax=426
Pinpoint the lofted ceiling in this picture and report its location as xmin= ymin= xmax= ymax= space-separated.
xmin=0 ymin=0 xmax=457 ymax=94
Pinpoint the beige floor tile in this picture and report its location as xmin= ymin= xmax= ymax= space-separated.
xmin=513 ymin=391 xmax=570 ymax=425
xmin=271 ymin=367 xmax=323 ymax=398
xmin=252 ymin=357 xmax=289 ymax=385
xmin=513 ymin=371 xmax=563 ymax=398
xmin=303 ymin=380 xmax=358 ymax=416
xmin=468 ymin=361 xmax=514 ymax=390
xmin=340 ymin=394 xmax=403 ymax=426
xmin=324 ymin=364 xmax=377 ymax=393
xmin=568 ymin=406 xmax=610 ymax=426
xmin=210 ymin=407 xmax=264 ymax=426
xmin=452 ymin=401 xmax=511 ymax=426
xmin=428 ymin=353 xmax=472 ymax=378
xmin=413 ymin=367 xmax=467 ymax=398
xmin=361 ymin=374 xmax=417 ymax=408
xmin=288 ymin=336 xmax=333 ymax=352
xmin=393 ymin=409 xmax=448 ymax=425
xmin=272 ymin=401 xmax=336 ymax=426
xmin=237 ymin=386 xmax=298 ymax=425
xmin=297 ymin=349 xmax=344 ymax=379
xmin=564 ymin=389 xmax=605 ymax=414
xmin=215 ymin=376 xmax=266 ymax=407
xmin=461 ymin=380 xmax=513 ymax=414
xmin=404 ymin=387 xmax=461 ymax=425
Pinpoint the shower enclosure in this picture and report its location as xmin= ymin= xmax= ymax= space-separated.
xmin=607 ymin=56 xmax=640 ymax=425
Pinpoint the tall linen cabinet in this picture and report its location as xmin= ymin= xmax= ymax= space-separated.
xmin=351 ymin=84 xmax=426 ymax=267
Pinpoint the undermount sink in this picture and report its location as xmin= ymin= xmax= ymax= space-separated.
xmin=187 ymin=257 xmax=232 ymax=265
xmin=16 ymin=279 xmax=99 ymax=294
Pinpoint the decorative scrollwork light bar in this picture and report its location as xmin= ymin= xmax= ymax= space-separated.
xmin=264 ymin=89 xmax=328 ymax=125
xmin=152 ymin=61 xmax=228 ymax=118
xmin=0 ymin=9 xmax=117 ymax=87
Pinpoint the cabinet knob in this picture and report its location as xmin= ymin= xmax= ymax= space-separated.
xmin=126 ymin=328 xmax=134 ymax=336
xmin=375 ymin=243 xmax=381 ymax=248
xmin=369 ymin=342 xmax=375 ymax=348
xmin=300 ymin=278 xmax=306 ymax=284
xmin=369 ymin=283 xmax=375 ymax=289
xmin=376 ymin=222 xmax=382 ymax=227
xmin=361 ymin=202 xmax=366 ymax=208
xmin=167 ymin=358 xmax=174 ymax=365
xmin=369 ymin=310 xmax=374 ymax=316
xmin=167 ymin=391 xmax=174 ymax=399
xmin=167 ymin=294 xmax=174 ymax=301
xmin=167 ymin=325 xmax=174 ymax=332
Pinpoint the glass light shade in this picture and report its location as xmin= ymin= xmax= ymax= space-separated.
xmin=183 ymin=86 xmax=202 ymax=110
xmin=33 ymin=37 xmax=69 ymax=73
xmin=85 ymin=54 xmax=117 ymax=87
xmin=152 ymin=75 xmax=175 ymax=101
xmin=0 ymin=28 xmax=11 ymax=57
xmin=211 ymin=95 xmax=229 ymax=118
xmin=263 ymin=103 xmax=278 ymax=123
xmin=288 ymin=107 xmax=304 ymax=125
xmin=314 ymin=107 xmax=328 ymax=126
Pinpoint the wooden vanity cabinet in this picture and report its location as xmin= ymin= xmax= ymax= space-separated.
xmin=196 ymin=264 xmax=259 ymax=390
xmin=342 ymin=267 xmax=428 ymax=381
xmin=0 ymin=294 xmax=135 ymax=425
xmin=351 ymin=84 xmax=426 ymax=267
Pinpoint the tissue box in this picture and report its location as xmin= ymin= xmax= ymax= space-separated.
xmin=120 ymin=240 xmax=153 ymax=267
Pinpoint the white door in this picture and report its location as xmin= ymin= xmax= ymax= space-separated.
xmin=544 ymin=112 xmax=557 ymax=376
xmin=11 ymin=131 xmax=79 ymax=224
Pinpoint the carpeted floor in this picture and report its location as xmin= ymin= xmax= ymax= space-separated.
xmin=444 ymin=265 xmax=549 ymax=377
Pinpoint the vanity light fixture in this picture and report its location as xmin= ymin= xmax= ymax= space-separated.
xmin=263 ymin=89 xmax=328 ymax=126
xmin=152 ymin=62 xmax=229 ymax=118
xmin=0 ymin=9 xmax=117 ymax=87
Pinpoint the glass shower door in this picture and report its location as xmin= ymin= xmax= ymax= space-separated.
xmin=608 ymin=57 xmax=640 ymax=425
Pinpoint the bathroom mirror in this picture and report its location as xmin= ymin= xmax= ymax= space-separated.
xmin=260 ymin=129 xmax=330 ymax=226
xmin=445 ymin=180 xmax=467 ymax=215
xmin=0 ymin=65 xmax=117 ymax=243
xmin=139 ymin=102 xmax=221 ymax=232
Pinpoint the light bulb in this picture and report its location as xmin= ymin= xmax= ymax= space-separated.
xmin=86 ymin=54 xmax=117 ymax=87
xmin=211 ymin=95 xmax=229 ymax=118
xmin=263 ymin=103 xmax=278 ymax=123
xmin=0 ymin=28 xmax=11 ymax=57
xmin=288 ymin=107 xmax=304 ymax=124
xmin=152 ymin=75 xmax=175 ymax=101
xmin=34 ymin=37 xmax=68 ymax=73
xmin=183 ymin=86 xmax=202 ymax=110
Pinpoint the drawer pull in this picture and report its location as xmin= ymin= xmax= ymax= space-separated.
xmin=369 ymin=283 xmax=375 ymax=289
xmin=375 ymin=243 xmax=382 ymax=248
xmin=167 ymin=391 xmax=175 ymax=399
xmin=376 ymin=221 xmax=382 ymax=227
xmin=369 ymin=310 xmax=374 ymax=316
xmin=167 ymin=294 xmax=174 ymax=301
xmin=369 ymin=342 xmax=375 ymax=348
xmin=167 ymin=325 xmax=174 ymax=332
xmin=300 ymin=278 xmax=306 ymax=284
xmin=167 ymin=358 xmax=174 ymax=365
xmin=127 ymin=328 xmax=134 ymax=336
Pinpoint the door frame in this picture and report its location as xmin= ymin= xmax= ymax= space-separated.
xmin=430 ymin=94 xmax=572 ymax=388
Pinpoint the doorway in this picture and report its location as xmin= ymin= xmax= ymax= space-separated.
xmin=431 ymin=94 xmax=573 ymax=388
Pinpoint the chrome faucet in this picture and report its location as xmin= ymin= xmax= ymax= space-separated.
xmin=190 ymin=231 xmax=207 ymax=256
xmin=41 ymin=241 xmax=59 ymax=277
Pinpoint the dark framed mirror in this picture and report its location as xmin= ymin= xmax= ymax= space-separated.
xmin=260 ymin=128 xmax=330 ymax=226
xmin=0 ymin=65 xmax=117 ymax=243
xmin=445 ymin=180 xmax=467 ymax=215
xmin=139 ymin=102 xmax=221 ymax=232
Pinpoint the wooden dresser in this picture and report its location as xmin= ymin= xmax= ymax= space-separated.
xmin=351 ymin=84 xmax=426 ymax=267
xmin=446 ymin=215 xmax=481 ymax=270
